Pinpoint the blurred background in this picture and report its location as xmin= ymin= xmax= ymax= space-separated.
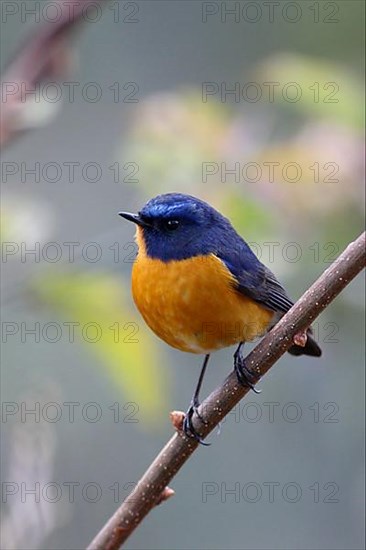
xmin=1 ymin=1 xmax=365 ymax=549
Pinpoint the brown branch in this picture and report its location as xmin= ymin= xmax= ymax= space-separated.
xmin=0 ymin=0 xmax=108 ymax=147
xmin=87 ymin=231 xmax=365 ymax=550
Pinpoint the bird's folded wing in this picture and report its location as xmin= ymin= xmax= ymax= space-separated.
xmin=216 ymin=241 xmax=321 ymax=356
xmin=216 ymin=245 xmax=294 ymax=314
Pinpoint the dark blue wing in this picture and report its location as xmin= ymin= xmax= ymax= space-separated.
xmin=214 ymin=229 xmax=321 ymax=356
xmin=215 ymin=238 xmax=294 ymax=314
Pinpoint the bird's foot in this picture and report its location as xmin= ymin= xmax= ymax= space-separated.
xmin=182 ymin=400 xmax=210 ymax=446
xmin=234 ymin=351 xmax=261 ymax=394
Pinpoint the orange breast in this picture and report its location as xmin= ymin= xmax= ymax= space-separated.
xmin=131 ymin=229 xmax=274 ymax=354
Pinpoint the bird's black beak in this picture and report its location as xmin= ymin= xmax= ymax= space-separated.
xmin=118 ymin=211 xmax=151 ymax=228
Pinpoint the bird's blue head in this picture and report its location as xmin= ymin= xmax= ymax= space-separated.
xmin=119 ymin=193 xmax=236 ymax=261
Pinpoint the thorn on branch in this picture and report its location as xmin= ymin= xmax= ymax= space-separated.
xmin=293 ymin=330 xmax=308 ymax=347
xmin=169 ymin=410 xmax=185 ymax=432
xmin=155 ymin=487 xmax=175 ymax=506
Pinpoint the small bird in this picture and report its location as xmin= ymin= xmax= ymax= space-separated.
xmin=119 ymin=193 xmax=321 ymax=442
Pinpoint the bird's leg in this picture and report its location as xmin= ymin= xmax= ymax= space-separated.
xmin=183 ymin=354 xmax=210 ymax=445
xmin=233 ymin=342 xmax=261 ymax=394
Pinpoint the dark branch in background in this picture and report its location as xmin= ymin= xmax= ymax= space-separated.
xmin=87 ymin=231 xmax=365 ymax=550
xmin=0 ymin=0 xmax=108 ymax=147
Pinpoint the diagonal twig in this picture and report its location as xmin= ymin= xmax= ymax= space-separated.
xmin=1 ymin=0 xmax=108 ymax=147
xmin=87 ymin=231 xmax=365 ymax=550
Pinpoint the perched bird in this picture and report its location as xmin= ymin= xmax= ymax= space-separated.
xmin=119 ymin=193 xmax=321 ymax=442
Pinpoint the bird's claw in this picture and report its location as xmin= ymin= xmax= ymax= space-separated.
xmin=234 ymin=353 xmax=261 ymax=394
xmin=182 ymin=402 xmax=210 ymax=446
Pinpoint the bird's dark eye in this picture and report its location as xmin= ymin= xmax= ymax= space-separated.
xmin=164 ymin=219 xmax=180 ymax=231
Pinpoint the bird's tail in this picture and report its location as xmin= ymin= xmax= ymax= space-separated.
xmin=288 ymin=328 xmax=322 ymax=357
